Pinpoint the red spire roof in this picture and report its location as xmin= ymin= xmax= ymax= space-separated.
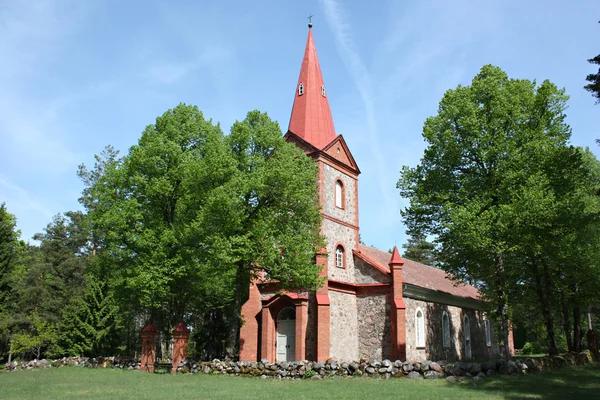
xmin=389 ymin=246 xmax=404 ymax=266
xmin=288 ymin=25 xmax=337 ymax=149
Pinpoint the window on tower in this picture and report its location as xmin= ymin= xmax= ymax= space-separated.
xmin=298 ymin=83 xmax=304 ymax=96
xmin=335 ymin=179 xmax=344 ymax=209
xmin=322 ymin=85 xmax=326 ymax=97
xmin=335 ymin=245 xmax=344 ymax=268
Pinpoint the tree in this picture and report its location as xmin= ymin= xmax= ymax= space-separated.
xmin=220 ymin=110 xmax=323 ymax=356
xmin=82 ymin=105 xmax=323 ymax=358
xmin=401 ymin=233 xmax=438 ymax=266
xmin=398 ymin=65 xmax=595 ymax=358
xmin=585 ymin=22 xmax=600 ymax=104
xmin=0 ymin=203 xmax=20 ymax=359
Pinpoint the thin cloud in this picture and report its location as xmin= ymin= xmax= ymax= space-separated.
xmin=321 ymin=0 xmax=394 ymax=210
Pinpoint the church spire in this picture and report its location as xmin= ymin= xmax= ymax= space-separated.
xmin=288 ymin=23 xmax=337 ymax=149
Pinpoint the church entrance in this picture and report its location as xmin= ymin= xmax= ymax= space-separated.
xmin=276 ymin=307 xmax=296 ymax=362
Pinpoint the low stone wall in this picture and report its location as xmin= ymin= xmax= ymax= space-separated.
xmin=3 ymin=352 xmax=593 ymax=382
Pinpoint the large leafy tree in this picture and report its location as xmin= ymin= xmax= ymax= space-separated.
xmin=82 ymin=105 xmax=323 ymax=358
xmin=398 ymin=65 xmax=599 ymax=357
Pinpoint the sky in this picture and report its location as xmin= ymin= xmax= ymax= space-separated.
xmin=1 ymin=0 xmax=599 ymax=252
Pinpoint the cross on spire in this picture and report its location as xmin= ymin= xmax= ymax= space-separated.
xmin=307 ymin=13 xmax=314 ymax=27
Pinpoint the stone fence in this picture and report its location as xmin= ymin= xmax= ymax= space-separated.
xmin=4 ymin=351 xmax=593 ymax=382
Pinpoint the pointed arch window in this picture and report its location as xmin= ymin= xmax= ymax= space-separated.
xmin=298 ymin=83 xmax=304 ymax=96
xmin=415 ymin=308 xmax=425 ymax=348
xmin=322 ymin=85 xmax=326 ymax=97
xmin=442 ymin=311 xmax=451 ymax=348
xmin=335 ymin=245 xmax=344 ymax=268
xmin=335 ymin=179 xmax=344 ymax=209
xmin=485 ymin=318 xmax=492 ymax=347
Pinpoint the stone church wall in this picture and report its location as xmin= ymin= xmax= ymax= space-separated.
xmin=354 ymin=257 xmax=390 ymax=284
xmin=323 ymin=219 xmax=357 ymax=283
xmin=322 ymin=163 xmax=357 ymax=226
xmin=329 ymin=290 xmax=358 ymax=361
xmin=357 ymin=294 xmax=391 ymax=360
xmin=404 ymin=297 xmax=500 ymax=361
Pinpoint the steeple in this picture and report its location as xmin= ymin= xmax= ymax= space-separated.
xmin=288 ymin=23 xmax=337 ymax=149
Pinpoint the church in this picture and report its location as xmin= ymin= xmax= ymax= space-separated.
xmin=239 ymin=23 xmax=507 ymax=363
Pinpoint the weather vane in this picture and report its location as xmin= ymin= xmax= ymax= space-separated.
xmin=308 ymin=13 xmax=314 ymax=27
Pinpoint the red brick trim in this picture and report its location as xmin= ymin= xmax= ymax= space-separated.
xmin=322 ymin=214 xmax=359 ymax=230
xmin=328 ymin=279 xmax=390 ymax=296
xmin=352 ymin=249 xmax=391 ymax=276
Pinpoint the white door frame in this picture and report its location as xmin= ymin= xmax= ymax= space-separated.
xmin=276 ymin=307 xmax=296 ymax=362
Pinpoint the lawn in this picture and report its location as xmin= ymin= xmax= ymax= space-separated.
xmin=1 ymin=363 xmax=599 ymax=400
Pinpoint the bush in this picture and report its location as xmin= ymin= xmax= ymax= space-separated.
xmin=522 ymin=342 xmax=534 ymax=355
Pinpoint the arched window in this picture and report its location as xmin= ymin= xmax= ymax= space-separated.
xmin=277 ymin=307 xmax=296 ymax=321
xmin=485 ymin=318 xmax=492 ymax=347
xmin=415 ymin=308 xmax=425 ymax=348
xmin=335 ymin=180 xmax=344 ymax=209
xmin=335 ymin=245 xmax=344 ymax=268
xmin=464 ymin=314 xmax=471 ymax=359
xmin=442 ymin=311 xmax=451 ymax=348
xmin=298 ymin=83 xmax=304 ymax=96
xmin=322 ymin=85 xmax=326 ymax=97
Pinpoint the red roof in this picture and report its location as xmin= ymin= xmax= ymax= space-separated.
xmin=355 ymin=244 xmax=480 ymax=300
xmin=288 ymin=25 xmax=337 ymax=149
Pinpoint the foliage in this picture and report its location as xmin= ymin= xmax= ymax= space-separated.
xmin=584 ymin=22 xmax=600 ymax=104
xmin=0 ymin=203 xmax=20 ymax=358
xmin=398 ymin=64 xmax=600 ymax=357
xmin=79 ymin=105 xmax=323 ymax=357
xmin=9 ymin=313 xmax=59 ymax=359
xmin=57 ymin=277 xmax=123 ymax=357
xmin=401 ymin=232 xmax=438 ymax=266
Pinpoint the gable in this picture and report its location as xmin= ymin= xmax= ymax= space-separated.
xmin=322 ymin=135 xmax=359 ymax=172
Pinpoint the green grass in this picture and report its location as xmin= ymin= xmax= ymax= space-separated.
xmin=1 ymin=363 xmax=599 ymax=400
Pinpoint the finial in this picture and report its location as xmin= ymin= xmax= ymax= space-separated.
xmin=307 ymin=13 xmax=313 ymax=28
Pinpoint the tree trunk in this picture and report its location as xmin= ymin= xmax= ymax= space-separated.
xmin=225 ymin=266 xmax=249 ymax=360
xmin=495 ymin=255 xmax=511 ymax=361
xmin=561 ymin=293 xmax=573 ymax=351
xmin=541 ymin=260 xmax=558 ymax=355
xmin=532 ymin=258 xmax=558 ymax=355
xmin=499 ymin=301 xmax=510 ymax=361
xmin=573 ymin=306 xmax=582 ymax=352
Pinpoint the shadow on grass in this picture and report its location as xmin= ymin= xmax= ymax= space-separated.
xmin=448 ymin=363 xmax=600 ymax=400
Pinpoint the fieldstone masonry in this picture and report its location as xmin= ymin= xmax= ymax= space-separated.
xmin=357 ymin=295 xmax=391 ymax=360
xmin=329 ymin=291 xmax=358 ymax=360
xmin=6 ymin=352 xmax=593 ymax=384
xmin=404 ymin=298 xmax=500 ymax=361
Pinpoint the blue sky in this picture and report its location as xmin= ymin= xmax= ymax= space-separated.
xmin=1 ymin=0 xmax=599 ymax=252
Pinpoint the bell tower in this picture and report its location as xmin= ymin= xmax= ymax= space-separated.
xmin=285 ymin=22 xmax=361 ymax=361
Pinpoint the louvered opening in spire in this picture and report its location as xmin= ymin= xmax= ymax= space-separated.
xmin=288 ymin=25 xmax=337 ymax=149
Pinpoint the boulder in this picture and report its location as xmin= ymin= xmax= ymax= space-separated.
xmin=424 ymin=371 xmax=442 ymax=379
xmin=446 ymin=376 xmax=457 ymax=383
xmin=482 ymin=360 xmax=497 ymax=372
xmin=407 ymin=371 xmax=422 ymax=379
xmin=430 ymin=362 xmax=442 ymax=372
